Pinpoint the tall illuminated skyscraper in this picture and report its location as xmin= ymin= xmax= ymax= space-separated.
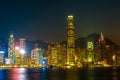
xmin=8 ymin=33 xmax=15 ymax=63
xmin=19 ymin=38 xmax=26 ymax=64
xmin=67 ymin=15 xmax=75 ymax=65
xmin=98 ymin=32 xmax=106 ymax=60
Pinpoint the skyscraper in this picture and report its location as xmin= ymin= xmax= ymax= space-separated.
xmin=98 ymin=32 xmax=106 ymax=60
xmin=31 ymin=43 xmax=43 ymax=65
xmin=87 ymin=42 xmax=94 ymax=64
xmin=19 ymin=38 xmax=26 ymax=64
xmin=8 ymin=33 xmax=15 ymax=64
xmin=67 ymin=15 xmax=75 ymax=65
xmin=19 ymin=38 xmax=26 ymax=50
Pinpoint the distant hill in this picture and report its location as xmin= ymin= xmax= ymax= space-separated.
xmin=75 ymin=33 xmax=119 ymax=50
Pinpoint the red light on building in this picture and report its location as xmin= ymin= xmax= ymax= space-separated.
xmin=15 ymin=46 xmax=20 ymax=50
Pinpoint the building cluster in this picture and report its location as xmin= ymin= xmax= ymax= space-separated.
xmin=0 ymin=34 xmax=48 ymax=67
xmin=0 ymin=15 xmax=120 ymax=68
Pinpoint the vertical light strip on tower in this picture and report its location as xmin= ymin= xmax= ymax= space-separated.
xmin=67 ymin=15 xmax=75 ymax=65
xmin=38 ymin=48 xmax=42 ymax=64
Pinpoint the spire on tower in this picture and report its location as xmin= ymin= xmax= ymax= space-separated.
xmin=99 ymin=32 xmax=105 ymax=42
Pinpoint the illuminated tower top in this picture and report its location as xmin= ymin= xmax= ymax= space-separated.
xmin=99 ymin=32 xmax=105 ymax=42
xmin=68 ymin=15 xmax=73 ymax=21
xmin=67 ymin=15 xmax=74 ymax=29
xmin=10 ymin=34 xmax=13 ymax=38
xmin=87 ymin=42 xmax=94 ymax=51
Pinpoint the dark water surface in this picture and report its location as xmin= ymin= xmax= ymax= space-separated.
xmin=0 ymin=67 xmax=120 ymax=80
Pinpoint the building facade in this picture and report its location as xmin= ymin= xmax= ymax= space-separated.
xmin=8 ymin=33 xmax=15 ymax=64
xmin=19 ymin=38 xmax=26 ymax=64
xmin=67 ymin=15 xmax=75 ymax=65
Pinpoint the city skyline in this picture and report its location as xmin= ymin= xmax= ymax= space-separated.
xmin=0 ymin=0 xmax=120 ymax=44
xmin=0 ymin=1 xmax=120 ymax=80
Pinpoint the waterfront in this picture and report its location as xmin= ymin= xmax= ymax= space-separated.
xmin=0 ymin=67 xmax=120 ymax=80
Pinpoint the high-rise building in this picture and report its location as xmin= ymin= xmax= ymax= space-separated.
xmin=19 ymin=38 xmax=26 ymax=50
xmin=98 ymin=32 xmax=106 ymax=60
xmin=14 ymin=42 xmax=20 ymax=65
xmin=8 ymin=33 xmax=15 ymax=64
xmin=31 ymin=49 xmax=39 ymax=64
xmin=31 ymin=43 xmax=43 ymax=65
xmin=87 ymin=42 xmax=94 ymax=63
xmin=51 ymin=47 xmax=57 ymax=65
xmin=67 ymin=15 xmax=75 ymax=65
xmin=19 ymin=38 xmax=26 ymax=64
xmin=0 ymin=51 xmax=4 ymax=65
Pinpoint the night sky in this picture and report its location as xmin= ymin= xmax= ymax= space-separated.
xmin=0 ymin=0 xmax=120 ymax=44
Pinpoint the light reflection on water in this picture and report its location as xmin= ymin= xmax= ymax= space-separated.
xmin=113 ymin=67 xmax=118 ymax=80
xmin=7 ymin=68 xmax=28 ymax=80
xmin=0 ymin=67 xmax=120 ymax=80
xmin=0 ymin=69 xmax=6 ymax=80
